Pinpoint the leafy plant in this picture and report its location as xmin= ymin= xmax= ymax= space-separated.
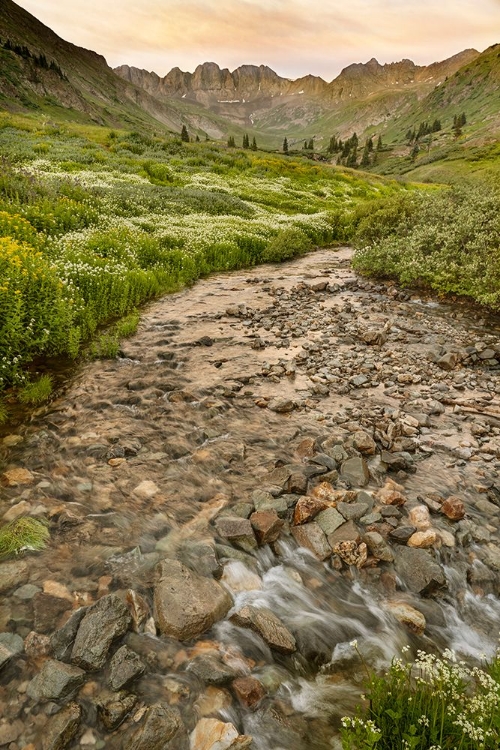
xmin=0 ymin=517 xmax=50 ymax=559
xmin=342 ymin=648 xmax=500 ymax=750
xmin=18 ymin=375 xmax=53 ymax=404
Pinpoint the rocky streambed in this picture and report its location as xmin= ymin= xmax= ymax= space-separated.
xmin=1 ymin=247 xmax=500 ymax=750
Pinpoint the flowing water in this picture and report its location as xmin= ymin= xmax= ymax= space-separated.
xmin=1 ymin=247 xmax=499 ymax=749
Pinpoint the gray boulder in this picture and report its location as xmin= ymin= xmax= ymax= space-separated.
xmin=395 ymin=547 xmax=446 ymax=596
xmin=154 ymin=560 xmax=232 ymax=641
xmin=27 ymin=659 xmax=85 ymax=702
xmin=71 ymin=594 xmax=132 ymax=670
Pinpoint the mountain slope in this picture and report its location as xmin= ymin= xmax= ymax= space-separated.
xmin=0 ymin=0 xmax=237 ymax=137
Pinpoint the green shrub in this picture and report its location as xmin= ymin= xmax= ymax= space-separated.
xmin=0 ymin=517 xmax=50 ymax=559
xmin=352 ymin=185 xmax=500 ymax=308
xmin=262 ymin=227 xmax=312 ymax=263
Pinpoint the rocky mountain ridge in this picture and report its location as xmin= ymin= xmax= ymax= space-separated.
xmin=115 ymin=49 xmax=479 ymax=108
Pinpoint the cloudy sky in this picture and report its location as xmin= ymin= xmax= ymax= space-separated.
xmin=17 ymin=0 xmax=500 ymax=80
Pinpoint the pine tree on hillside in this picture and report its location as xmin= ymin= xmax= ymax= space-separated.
xmin=327 ymin=136 xmax=337 ymax=154
xmin=180 ymin=125 xmax=189 ymax=142
xmin=307 ymin=138 xmax=314 ymax=150
xmin=251 ymin=137 xmax=257 ymax=151
xmin=195 ymin=135 xmax=200 ymax=142
xmin=242 ymin=133 xmax=250 ymax=149
xmin=367 ymin=137 xmax=374 ymax=152
xmin=376 ymin=135 xmax=383 ymax=151
xmin=283 ymin=137 xmax=289 ymax=154
xmin=227 ymin=135 xmax=236 ymax=147
xmin=360 ymin=143 xmax=370 ymax=167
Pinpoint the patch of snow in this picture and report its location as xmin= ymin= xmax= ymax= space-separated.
xmin=298 ymin=90 xmax=304 ymax=94
xmin=218 ymin=100 xmax=241 ymax=103
xmin=182 ymin=94 xmax=186 ymax=98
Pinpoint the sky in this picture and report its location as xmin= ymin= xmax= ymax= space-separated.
xmin=16 ymin=0 xmax=500 ymax=80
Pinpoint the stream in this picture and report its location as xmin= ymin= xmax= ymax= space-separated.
xmin=0 ymin=247 xmax=500 ymax=750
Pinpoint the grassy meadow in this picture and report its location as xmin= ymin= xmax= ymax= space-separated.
xmin=0 ymin=111 xmax=403 ymax=402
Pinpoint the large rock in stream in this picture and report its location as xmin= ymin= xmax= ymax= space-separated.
xmin=394 ymin=547 xmax=446 ymax=596
xmin=230 ymin=605 xmax=296 ymax=653
xmin=154 ymin=560 xmax=233 ymax=641
xmin=71 ymin=594 xmax=132 ymax=670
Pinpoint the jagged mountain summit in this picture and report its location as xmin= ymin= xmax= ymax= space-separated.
xmin=114 ymin=51 xmax=479 ymax=137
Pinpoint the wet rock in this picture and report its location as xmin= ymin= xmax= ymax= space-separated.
xmin=352 ymin=431 xmax=376 ymax=455
xmin=292 ymin=495 xmax=329 ymax=525
xmin=24 ymin=631 xmax=51 ymax=657
xmin=71 ymin=594 xmax=132 ymax=671
xmin=133 ymin=480 xmax=160 ymax=499
xmin=50 ymin=608 xmax=86 ymax=662
xmin=327 ymin=520 xmax=361 ymax=547
xmin=389 ymin=526 xmax=417 ymax=544
xmin=331 ymin=540 xmax=368 ymax=567
xmin=252 ymin=490 xmax=288 ymax=517
xmin=376 ymin=479 xmax=406 ymax=506
xmin=0 ymin=560 xmax=29 ymax=594
xmin=154 ymin=560 xmax=232 ymax=641
xmin=232 ymin=676 xmax=265 ymax=708
xmin=484 ymin=544 xmax=500 ymax=571
xmin=187 ymin=654 xmax=237 ymax=685
xmin=407 ymin=530 xmax=437 ymax=549
xmin=0 ymin=720 xmax=23 ymax=746
xmin=394 ymin=547 xmax=446 ymax=596
xmin=231 ymin=605 xmax=296 ymax=653
xmin=340 ymin=457 xmax=369 ymax=487
xmin=108 ymin=645 xmax=145 ymax=691
xmin=310 ymin=481 xmax=340 ymax=504
xmin=250 ymin=510 xmax=284 ymax=545
xmin=2 ymin=467 xmax=34 ymax=486
xmin=363 ymin=532 xmax=394 ymax=562
xmin=179 ymin=540 xmax=223 ymax=579
xmin=408 ymin=505 xmax=432 ymax=531
xmin=34 ymin=592 xmax=73 ymax=634
xmin=0 ymin=632 xmax=24 ymax=669
xmin=42 ymin=702 xmax=81 ymax=750
xmin=296 ymin=438 xmax=316 ymax=458
xmin=440 ymin=496 xmax=465 ymax=521
xmin=288 ymin=471 xmax=308 ymax=495
xmin=130 ymin=703 xmax=183 ymax=750
xmin=27 ymin=659 xmax=85 ymax=702
xmin=214 ymin=517 xmax=257 ymax=551
xmin=380 ymin=451 xmax=410 ymax=472
xmin=437 ymin=351 xmax=460 ymax=370
xmin=96 ymin=691 xmax=137 ymax=731
xmin=315 ymin=507 xmax=345 ymax=536
xmin=268 ymin=398 xmax=295 ymax=413
xmin=190 ymin=718 xmax=252 ymax=750
xmin=291 ymin=522 xmax=331 ymax=560
xmin=385 ymin=600 xmax=426 ymax=635
xmin=337 ymin=502 xmax=370 ymax=521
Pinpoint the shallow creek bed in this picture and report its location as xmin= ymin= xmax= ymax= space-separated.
xmin=1 ymin=247 xmax=500 ymax=750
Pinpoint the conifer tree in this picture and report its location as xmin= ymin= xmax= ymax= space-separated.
xmin=251 ymin=137 xmax=257 ymax=151
xmin=227 ymin=135 xmax=236 ymax=147
xmin=376 ymin=135 xmax=383 ymax=151
xmin=367 ymin=137 xmax=374 ymax=152
xmin=360 ymin=143 xmax=370 ymax=167
xmin=307 ymin=138 xmax=314 ymax=150
xmin=283 ymin=137 xmax=289 ymax=154
xmin=180 ymin=125 xmax=189 ymax=143
xmin=242 ymin=134 xmax=250 ymax=149
xmin=195 ymin=135 xmax=200 ymax=142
